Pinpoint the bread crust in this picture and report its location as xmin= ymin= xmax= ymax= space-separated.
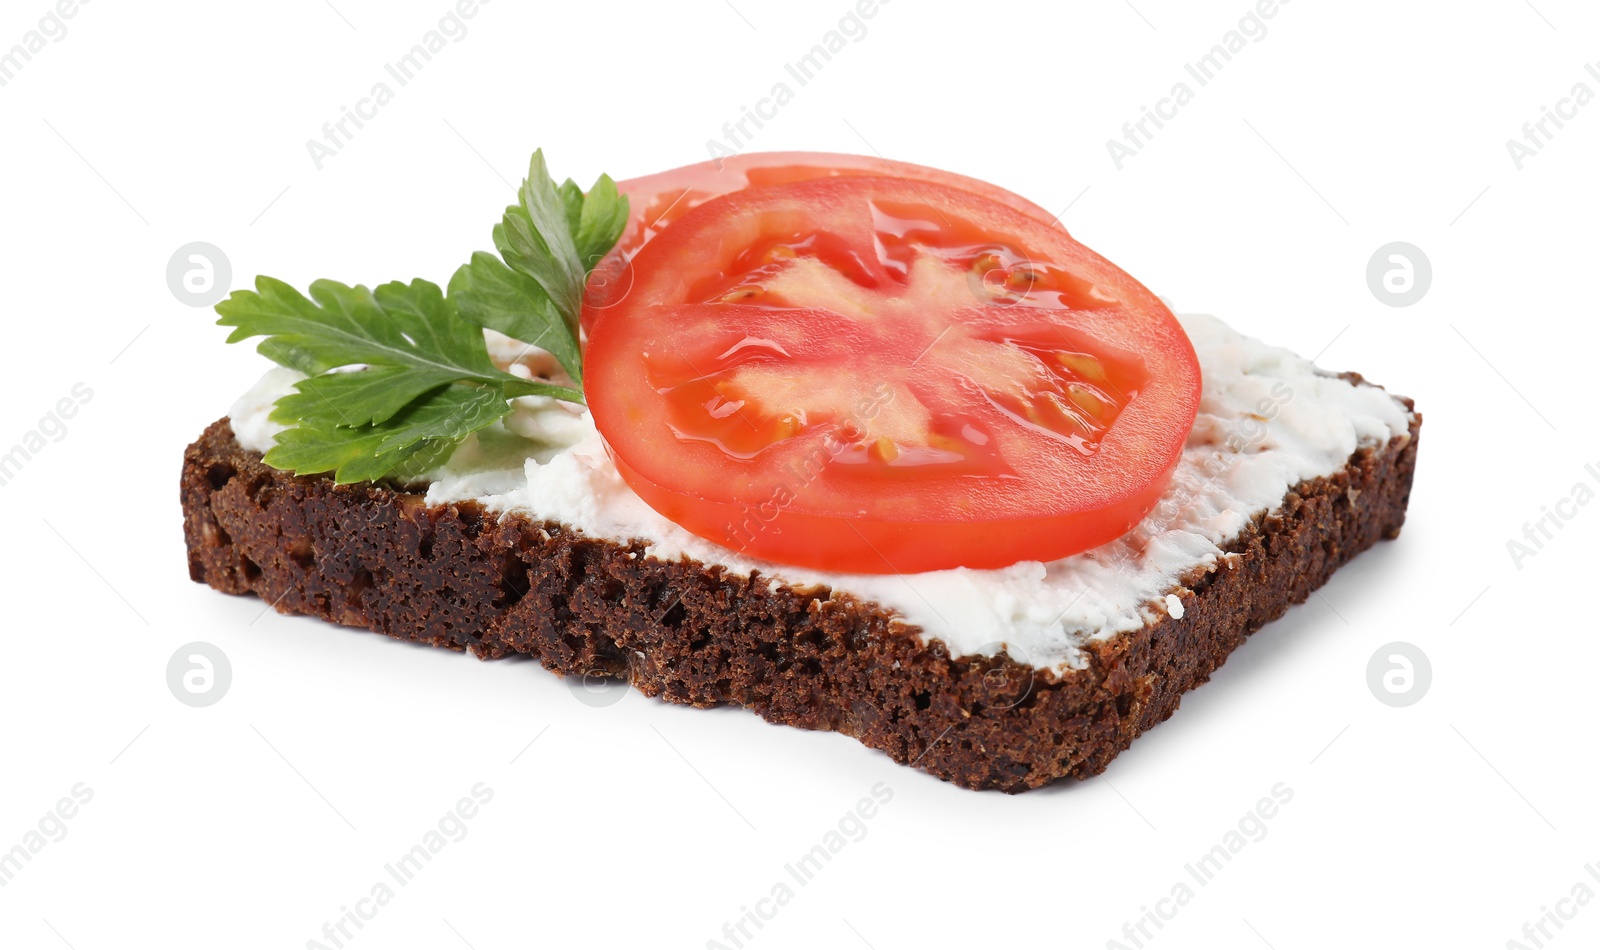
xmin=181 ymin=394 xmax=1419 ymax=792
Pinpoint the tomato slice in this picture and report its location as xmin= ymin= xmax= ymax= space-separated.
xmin=583 ymin=177 xmax=1201 ymax=574
xmin=584 ymin=152 xmax=1059 ymax=328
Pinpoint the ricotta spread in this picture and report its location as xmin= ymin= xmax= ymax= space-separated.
xmin=230 ymin=314 xmax=1412 ymax=673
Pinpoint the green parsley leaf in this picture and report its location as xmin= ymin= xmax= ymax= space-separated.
xmin=502 ymin=377 xmax=584 ymax=402
xmin=219 ymin=147 xmax=625 ymax=485
xmin=449 ymin=251 xmax=582 ymax=384
xmin=264 ymin=383 xmax=510 ymax=484
xmin=217 ymin=277 xmax=504 ymax=393
xmin=493 ymin=149 xmax=586 ymax=336
xmin=557 ymin=178 xmax=585 ymax=236
xmin=569 ymin=173 xmax=630 ymax=275
xmin=452 ymin=159 xmax=629 ymax=386
xmin=270 ymin=365 xmax=439 ymax=430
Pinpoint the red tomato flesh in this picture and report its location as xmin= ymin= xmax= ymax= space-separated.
xmin=584 ymin=152 xmax=1058 ymax=328
xmin=584 ymin=177 xmax=1201 ymax=574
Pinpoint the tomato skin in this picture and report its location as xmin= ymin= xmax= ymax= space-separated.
xmin=584 ymin=176 xmax=1200 ymax=575
xmin=583 ymin=152 xmax=1059 ymax=329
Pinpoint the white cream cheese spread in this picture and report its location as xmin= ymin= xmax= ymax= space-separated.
xmin=230 ymin=313 xmax=1412 ymax=673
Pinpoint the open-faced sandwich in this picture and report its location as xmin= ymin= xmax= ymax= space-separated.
xmin=182 ymin=150 xmax=1419 ymax=792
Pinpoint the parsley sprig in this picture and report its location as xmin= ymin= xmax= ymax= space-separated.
xmin=216 ymin=150 xmax=627 ymax=484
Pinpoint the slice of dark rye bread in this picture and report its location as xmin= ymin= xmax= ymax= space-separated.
xmin=180 ymin=384 xmax=1419 ymax=793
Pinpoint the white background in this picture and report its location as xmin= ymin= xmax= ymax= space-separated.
xmin=1 ymin=1 xmax=1596 ymax=948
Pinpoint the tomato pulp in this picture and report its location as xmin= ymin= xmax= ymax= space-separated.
xmin=583 ymin=176 xmax=1201 ymax=574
